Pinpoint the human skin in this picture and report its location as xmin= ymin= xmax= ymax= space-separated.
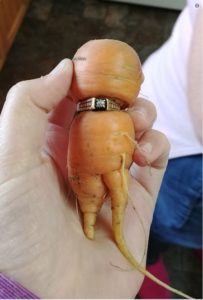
xmin=0 ymin=59 xmax=170 ymax=298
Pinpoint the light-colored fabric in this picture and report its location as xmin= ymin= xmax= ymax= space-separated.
xmin=187 ymin=1 xmax=203 ymax=144
xmin=140 ymin=0 xmax=203 ymax=158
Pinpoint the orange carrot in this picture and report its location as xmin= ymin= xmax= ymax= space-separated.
xmin=70 ymin=39 xmax=143 ymax=107
xmin=67 ymin=39 xmax=194 ymax=299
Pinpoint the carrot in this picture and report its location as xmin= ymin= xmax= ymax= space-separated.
xmin=67 ymin=39 xmax=194 ymax=299
xmin=70 ymin=39 xmax=143 ymax=107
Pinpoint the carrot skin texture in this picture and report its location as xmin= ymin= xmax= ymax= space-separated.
xmin=67 ymin=110 xmax=135 ymax=239
xmin=68 ymin=111 xmax=135 ymax=175
xmin=70 ymin=39 xmax=144 ymax=106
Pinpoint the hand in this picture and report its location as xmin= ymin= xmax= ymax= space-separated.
xmin=0 ymin=59 xmax=170 ymax=298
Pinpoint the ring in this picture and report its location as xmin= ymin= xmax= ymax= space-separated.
xmin=76 ymin=97 xmax=121 ymax=112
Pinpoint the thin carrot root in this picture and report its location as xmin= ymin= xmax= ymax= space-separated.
xmin=114 ymin=219 xmax=195 ymax=299
xmin=114 ymin=222 xmax=194 ymax=299
xmin=103 ymin=153 xmax=195 ymax=300
xmin=115 ymin=131 xmax=152 ymax=169
xmin=129 ymin=198 xmax=147 ymax=265
xmin=110 ymin=262 xmax=134 ymax=272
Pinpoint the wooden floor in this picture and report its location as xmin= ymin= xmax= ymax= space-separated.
xmin=0 ymin=0 xmax=202 ymax=298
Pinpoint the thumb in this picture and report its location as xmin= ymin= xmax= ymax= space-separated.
xmin=0 ymin=59 xmax=73 ymax=154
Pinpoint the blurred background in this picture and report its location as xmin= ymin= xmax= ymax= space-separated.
xmin=0 ymin=0 xmax=202 ymax=298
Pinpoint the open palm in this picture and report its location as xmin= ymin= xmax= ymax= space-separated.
xmin=0 ymin=59 xmax=169 ymax=298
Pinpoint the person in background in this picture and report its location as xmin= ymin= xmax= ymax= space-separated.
xmin=138 ymin=0 xmax=202 ymax=298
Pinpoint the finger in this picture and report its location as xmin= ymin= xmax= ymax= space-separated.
xmin=127 ymin=98 xmax=157 ymax=139
xmin=0 ymin=59 xmax=73 ymax=152
xmin=48 ymin=96 xmax=76 ymax=129
xmin=133 ymin=129 xmax=170 ymax=169
xmin=130 ymin=129 xmax=170 ymax=202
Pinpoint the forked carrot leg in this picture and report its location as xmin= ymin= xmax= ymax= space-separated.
xmin=69 ymin=174 xmax=107 ymax=239
xmin=102 ymin=164 xmax=130 ymax=256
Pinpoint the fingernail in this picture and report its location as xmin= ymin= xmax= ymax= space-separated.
xmin=140 ymin=142 xmax=153 ymax=154
xmin=130 ymin=107 xmax=147 ymax=118
xmin=49 ymin=59 xmax=69 ymax=76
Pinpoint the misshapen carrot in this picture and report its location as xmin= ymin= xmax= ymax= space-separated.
xmin=68 ymin=110 xmax=135 ymax=239
xmin=67 ymin=39 xmax=194 ymax=299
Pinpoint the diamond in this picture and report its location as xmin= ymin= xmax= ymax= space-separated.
xmin=95 ymin=98 xmax=107 ymax=110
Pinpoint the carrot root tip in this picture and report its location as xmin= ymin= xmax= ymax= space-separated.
xmin=83 ymin=212 xmax=97 ymax=240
